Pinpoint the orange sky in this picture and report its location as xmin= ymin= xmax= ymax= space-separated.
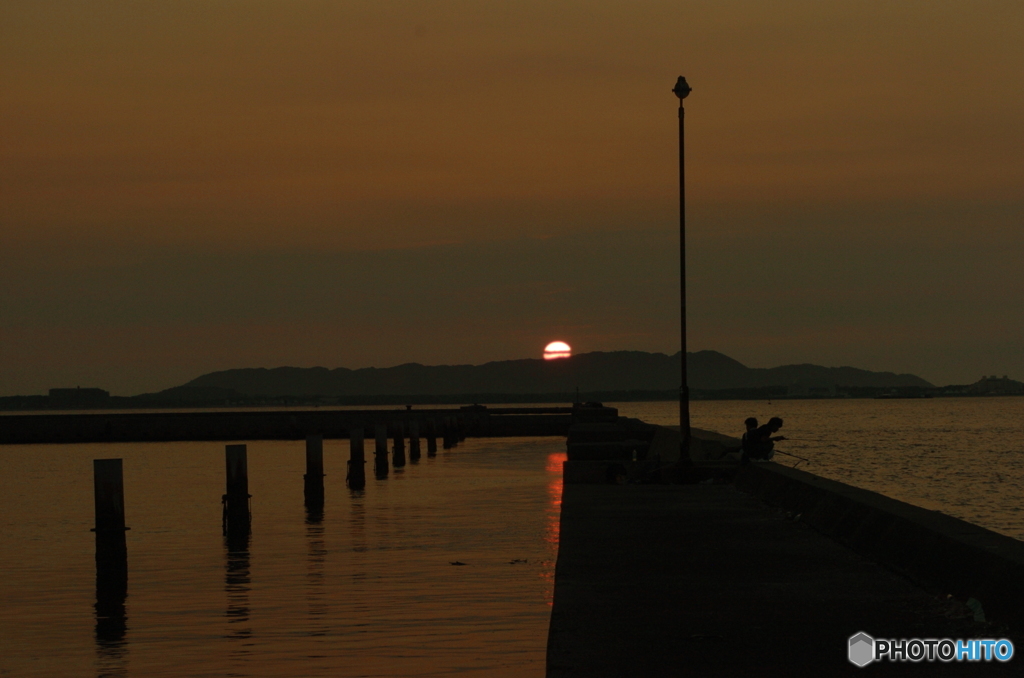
xmin=2 ymin=1 xmax=1022 ymax=394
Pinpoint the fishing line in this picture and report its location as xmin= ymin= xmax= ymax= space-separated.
xmin=774 ymin=450 xmax=810 ymax=466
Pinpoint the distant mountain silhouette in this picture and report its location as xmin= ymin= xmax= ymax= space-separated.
xmin=162 ymin=351 xmax=932 ymax=398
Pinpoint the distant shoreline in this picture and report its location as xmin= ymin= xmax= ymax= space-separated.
xmin=1 ymin=388 xmax=1019 ymax=412
xmin=18 ymin=350 xmax=1017 ymax=409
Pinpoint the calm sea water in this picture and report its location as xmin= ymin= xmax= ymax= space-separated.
xmin=0 ymin=437 xmax=565 ymax=677
xmin=615 ymin=396 xmax=1024 ymax=541
xmin=2 ymin=397 xmax=1022 ymax=677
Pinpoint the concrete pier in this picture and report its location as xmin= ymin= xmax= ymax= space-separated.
xmin=0 ymin=404 xmax=615 ymax=445
xmin=547 ymin=464 xmax=1023 ymax=676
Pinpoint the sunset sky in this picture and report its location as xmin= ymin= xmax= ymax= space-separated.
xmin=2 ymin=1 xmax=1022 ymax=395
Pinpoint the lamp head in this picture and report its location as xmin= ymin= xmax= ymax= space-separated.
xmin=672 ymin=76 xmax=692 ymax=100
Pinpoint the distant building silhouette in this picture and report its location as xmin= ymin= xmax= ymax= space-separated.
xmin=968 ymin=376 xmax=1023 ymax=395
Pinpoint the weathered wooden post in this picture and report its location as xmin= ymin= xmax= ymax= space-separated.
xmin=442 ymin=417 xmax=454 ymax=449
xmin=456 ymin=414 xmax=466 ymax=442
xmin=93 ymin=459 xmax=128 ymax=542
xmin=425 ymin=418 xmax=438 ymax=457
xmin=374 ymin=423 xmax=389 ymax=478
xmin=408 ymin=420 xmax=421 ymax=462
xmin=347 ymin=427 xmax=366 ymax=490
xmin=392 ymin=421 xmax=406 ymax=468
xmin=223 ymin=444 xmax=251 ymax=537
xmin=93 ymin=459 xmax=129 ymax=598
xmin=304 ymin=434 xmax=325 ymax=508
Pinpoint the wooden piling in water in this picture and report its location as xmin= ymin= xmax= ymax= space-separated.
xmin=425 ymin=418 xmax=438 ymax=457
xmin=92 ymin=458 xmax=128 ymax=645
xmin=347 ymin=427 xmax=366 ymax=490
xmin=93 ymin=458 xmax=128 ymax=536
xmin=408 ymin=420 xmax=421 ymax=462
xmin=92 ymin=459 xmax=129 ymax=587
xmin=223 ymin=444 xmax=251 ymax=537
xmin=304 ymin=434 xmax=325 ymax=508
xmin=392 ymin=421 xmax=406 ymax=468
xmin=442 ymin=417 xmax=454 ymax=449
xmin=457 ymin=415 xmax=466 ymax=442
xmin=374 ymin=423 xmax=389 ymax=478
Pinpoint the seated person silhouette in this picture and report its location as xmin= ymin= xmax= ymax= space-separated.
xmin=746 ymin=417 xmax=786 ymax=461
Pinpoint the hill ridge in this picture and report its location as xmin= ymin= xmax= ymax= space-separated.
xmin=162 ymin=350 xmax=932 ymax=398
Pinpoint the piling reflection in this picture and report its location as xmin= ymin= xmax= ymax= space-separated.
xmin=348 ymin=488 xmax=370 ymax=600
xmin=224 ymin=531 xmax=252 ymax=664
xmin=305 ymin=504 xmax=324 ymax=526
xmin=94 ymin=557 xmax=128 ymax=678
xmin=349 ymin=489 xmax=367 ymax=554
xmin=306 ymin=518 xmax=328 ymax=637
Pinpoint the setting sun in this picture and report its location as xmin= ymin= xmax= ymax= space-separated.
xmin=543 ymin=341 xmax=572 ymax=360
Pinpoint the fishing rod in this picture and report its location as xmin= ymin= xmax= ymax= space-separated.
xmin=779 ymin=437 xmax=830 ymax=443
xmin=774 ymin=449 xmax=810 ymax=467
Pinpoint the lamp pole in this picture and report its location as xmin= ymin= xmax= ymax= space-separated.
xmin=673 ymin=76 xmax=692 ymax=462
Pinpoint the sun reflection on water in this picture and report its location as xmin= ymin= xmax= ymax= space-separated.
xmin=542 ymin=450 xmax=567 ymax=605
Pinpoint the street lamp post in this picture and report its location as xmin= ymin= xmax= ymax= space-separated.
xmin=673 ymin=76 xmax=692 ymax=462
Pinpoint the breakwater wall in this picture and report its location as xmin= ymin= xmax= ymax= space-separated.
xmin=555 ymin=419 xmax=1024 ymax=629
xmin=736 ymin=462 xmax=1024 ymax=630
xmin=0 ymin=404 xmax=617 ymax=445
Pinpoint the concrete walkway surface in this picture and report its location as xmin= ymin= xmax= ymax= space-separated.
xmin=547 ymin=483 xmax=1020 ymax=676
